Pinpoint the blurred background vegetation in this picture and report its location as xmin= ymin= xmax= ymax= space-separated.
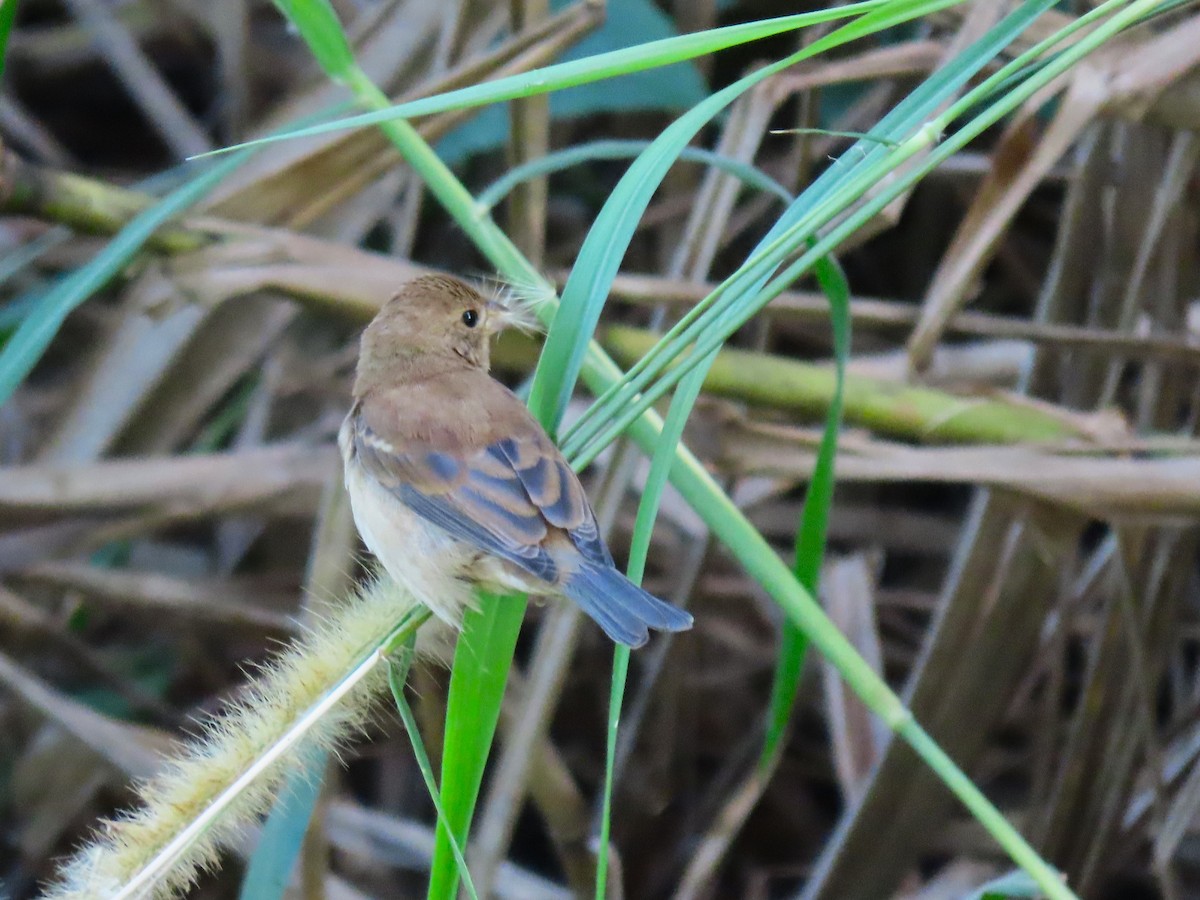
xmin=1 ymin=0 xmax=1199 ymax=898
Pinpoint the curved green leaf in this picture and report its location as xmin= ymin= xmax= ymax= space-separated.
xmin=529 ymin=0 xmax=956 ymax=432
xmin=198 ymin=3 xmax=890 ymax=159
xmin=0 ymin=152 xmax=245 ymax=406
xmin=238 ymin=751 xmax=328 ymax=900
xmin=272 ymin=0 xmax=354 ymax=81
xmin=427 ymin=593 xmax=524 ymax=900
xmin=476 ymin=140 xmax=792 ymax=212
xmin=761 ymin=251 xmax=850 ymax=767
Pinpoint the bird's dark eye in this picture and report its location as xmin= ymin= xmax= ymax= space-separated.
xmin=462 ymin=309 xmax=479 ymax=328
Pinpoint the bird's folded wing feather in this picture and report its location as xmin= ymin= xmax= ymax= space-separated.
xmin=349 ymin=404 xmax=611 ymax=585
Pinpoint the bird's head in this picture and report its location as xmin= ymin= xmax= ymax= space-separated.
xmin=355 ymin=275 xmax=540 ymax=391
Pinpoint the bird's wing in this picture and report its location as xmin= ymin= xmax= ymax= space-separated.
xmin=349 ymin=403 xmax=610 ymax=585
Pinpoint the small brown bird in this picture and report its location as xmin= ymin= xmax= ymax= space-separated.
xmin=339 ymin=274 xmax=693 ymax=647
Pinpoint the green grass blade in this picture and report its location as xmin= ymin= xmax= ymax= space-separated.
xmin=0 ymin=151 xmax=247 ymax=406
xmin=526 ymin=68 xmax=771 ymax=430
xmin=561 ymin=0 xmax=1095 ymax=465
xmin=199 ymin=2 xmax=892 ymax=158
xmin=760 ymin=251 xmax=850 ymax=768
xmin=477 ymin=139 xmax=793 ymax=212
xmin=238 ymin=750 xmax=329 ymax=900
xmin=608 ymin=380 xmax=1073 ymax=899
xmin=594 ymin=644 xmax=629 ymax=900
xmin=271 ymin=0 xmax=355 ymax=81
xmin=387 ymin=653 xmax=479 ymax=900
xmin=0 ymin=155 xmax=266 ymax=336
xmin=527 ymin=60 xmax=787 ymax=430
xmin=427 ymin=594 xmax=524 ymax=900
xmin=0 ymin=0 xmax=18 ymax=83
xmin=523 ymin=5 xmax=966 ymax=884
xmin=550 ymin=6 xmax=960 ymax=871
xmin=0 ymin=91 xmax=358 ymax=405
xmin=593 ymin=337 xmax=714 ymax=893
xmin=530 ymin=0 xmax=961 ymax=431
xmin=560 ymin=0 xmax=1062 ymax=446
xmin=558 ymin=0 xmax=1011 ymax=458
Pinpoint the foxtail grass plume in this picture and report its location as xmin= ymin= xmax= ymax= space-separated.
xmin=44 ymin=575 xmax=430 ymax=899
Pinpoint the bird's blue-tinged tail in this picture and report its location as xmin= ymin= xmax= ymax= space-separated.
xmin=563 ymin=564 xmax=693 ymax=647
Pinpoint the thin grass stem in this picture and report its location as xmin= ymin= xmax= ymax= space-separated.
xmin=387 ymin=654 xmax=480 ymax=900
